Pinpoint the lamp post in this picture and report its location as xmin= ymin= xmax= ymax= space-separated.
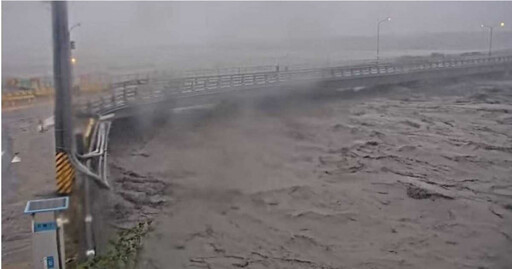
xmin=68 ymin=23 xmax=80 ymax=94
xmin=69 ymin=23 xmax=80 ymax=50
xmin=377 ymin=17 xmax=391 ymax=65
xmin=481 ymin=22 xmax=505 ymax=57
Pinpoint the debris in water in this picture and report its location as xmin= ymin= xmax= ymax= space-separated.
xmin=405 ymin=184 xmax=454 ymax=200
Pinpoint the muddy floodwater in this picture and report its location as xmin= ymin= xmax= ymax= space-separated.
xmin=100 ymin=78 xmax=512 ymax=269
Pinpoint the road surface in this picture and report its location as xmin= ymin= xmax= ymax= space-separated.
xmin=2 ymin=102 xmax=55 ymax=269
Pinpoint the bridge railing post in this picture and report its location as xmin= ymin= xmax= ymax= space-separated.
xmin=123 ymin=86 xmax=127 ymax=103
xmin=86 ymin=101 xmax=92 ymax=114
xmin=111 ymin=93 xmax=115 ymax=108
xmin=134 ymin=87 xmax=139 ymax=102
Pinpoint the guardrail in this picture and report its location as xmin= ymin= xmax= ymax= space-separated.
xmin=77 ymin=54 xmax=512 ymax=117
xmin=2 ymin=91 xmax=36 ymax=107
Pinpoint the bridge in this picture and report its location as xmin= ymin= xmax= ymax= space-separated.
xmin=73 ymin=53 xmax=512 ymax=190
xmin=76 ymin=53 xmax=512 ymax=120
xmin=68 ymin=52 xmax=512 ymax=194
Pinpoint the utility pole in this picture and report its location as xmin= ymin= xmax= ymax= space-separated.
xmin=52 ymin=1 xmax=76 ymax=195
xmin=52 ymin=2 xmax=104 ymax=261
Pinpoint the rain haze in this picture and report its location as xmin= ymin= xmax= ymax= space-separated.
xmin=2 ymin=1 xmax=512 ymax=77
xmin=2 ymin=2 xmax=512 ymax=269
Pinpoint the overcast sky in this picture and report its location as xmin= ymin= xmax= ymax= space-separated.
xmin=2 ymin=1 xmax=512 ymax=76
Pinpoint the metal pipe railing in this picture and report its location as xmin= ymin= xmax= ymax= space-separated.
xmin=76 ymin=54 xmax=512 ymax=117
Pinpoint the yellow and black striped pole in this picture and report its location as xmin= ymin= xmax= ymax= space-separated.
xmin=52 ymin=1 xmax=75 ymax=195
xmin=55 ymin=151 xmax=75 ymax=194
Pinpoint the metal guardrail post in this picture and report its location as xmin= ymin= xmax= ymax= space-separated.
xmin=110 ymin=93 xmax=115 ymax=107
xmin=123 ymin=87 xmax=127 ymax=103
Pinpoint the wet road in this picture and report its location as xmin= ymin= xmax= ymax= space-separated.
xmin=2 ymin=125 xmax=16 ymax=204
xmin=1 ymin=102 xmax=55 ymax=269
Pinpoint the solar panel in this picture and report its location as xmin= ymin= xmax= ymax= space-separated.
xmin=24 ymin=197 xmax=69 ymax=214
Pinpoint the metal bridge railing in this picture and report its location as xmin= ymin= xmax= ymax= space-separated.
xmin=76 ymin=54 xmax=512 ymax=117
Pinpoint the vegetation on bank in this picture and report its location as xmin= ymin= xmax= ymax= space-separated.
xmin=78 ymin=220 xmax=152 ymax=269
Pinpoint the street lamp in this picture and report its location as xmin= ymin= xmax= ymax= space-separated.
xmin=69 ymin=23 xmax=80 ymax=50
xmin=68 ymin=23 xmax=80 ymax=95
xmin=481 ymin=22 xmax=505 ymax=57
xmin=377 ymin=17 xmax=391 ymax=65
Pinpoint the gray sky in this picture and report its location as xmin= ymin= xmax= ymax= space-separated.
xmin=2 ymin=1 xmax=512 ymax=77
